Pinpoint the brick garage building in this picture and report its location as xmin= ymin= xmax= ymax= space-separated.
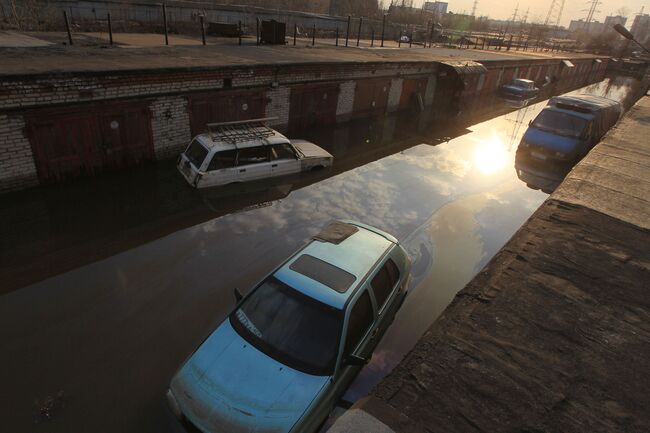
xmin=0 ymin=57 xmax=608 ymax=192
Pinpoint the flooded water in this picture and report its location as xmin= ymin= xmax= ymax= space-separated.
xmin=0 ymin=76 xmax=643 ymax=433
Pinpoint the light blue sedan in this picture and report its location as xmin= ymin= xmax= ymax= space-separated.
xmin=167 ymin=220 xmax=411 ymax=433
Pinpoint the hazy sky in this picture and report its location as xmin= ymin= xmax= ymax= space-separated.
xmin=414 ymin=0 xmax=648 ymax=27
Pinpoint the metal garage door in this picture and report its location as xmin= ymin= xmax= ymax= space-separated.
xmin=399 ymin=77 xmax=428 ymax=111
xmin=352 ymin=78 xmax=391 ymax=119
xmin=189 ymin=89 xmax=267 ymax=136
xmin=288 ymin=83 xmax=339 ymax=132
xmin=26 ymin=102 xmax=153 ymax=183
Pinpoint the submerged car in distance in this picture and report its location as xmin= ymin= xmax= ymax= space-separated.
xmin=178 ymin=118 xmax=333 ymax=188
xmin=167 ymin=221 xmax=411 ymax=433
xmin=516 ymin=94 xmax=622 ymax=193
xmin=500 ymin=78 xmax=540 ymax=100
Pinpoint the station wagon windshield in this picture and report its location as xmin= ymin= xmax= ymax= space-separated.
xmin=185 ymin=139 xmax=208 ymax=168
xmin=230 ymin=277 xmax=342 ymax=376
xmin=532 ymin=111 xmax=588 ymax=138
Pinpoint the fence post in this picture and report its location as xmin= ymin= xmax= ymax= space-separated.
xmin=356 ymin=17 xmax=362 ymax=47
xmin=336 ymin=27 xmax=339 ymax=46
xmin=238 ymin=21 xmax=242 ymax=45
xmin=312 ymin=23 xmax=315 ymax=46
xmin=371 ymin=27 xmax=374 ymax=47
xmin=107 ymin=12 xmax=113 ymax=45
xmin=409 ymin=29 xmax=413 ymax=48
xmin=507 ymin=34 xmax=512 ymax=51
xmin=293 ymin=23 xmax=297 ymax=46
xmin=381 ymin=14 xmax=386 ymax=47
xmin=256 ymin=17 xmax=260 ymax=45
xmin=162 ymin=3 xmax=168 ymax=46
xmin=345 ymin=15 xmax=350 ymax=47
xmin=200 ymin=15 xmax=206 ymax=45
xmin=63 ymin=10 xmax=73 ymax=45
xmin=398 ymin=30 xmax=402 ymax=47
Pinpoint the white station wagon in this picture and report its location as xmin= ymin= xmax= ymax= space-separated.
xmin=177 ymin=118 xmax=333 ymax=188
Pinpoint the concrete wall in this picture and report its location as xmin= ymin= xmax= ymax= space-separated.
xmin=0 ymin=57 xmax=609 ymax=193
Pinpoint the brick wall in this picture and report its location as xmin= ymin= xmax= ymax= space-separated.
xmin=387 ymin=78 xmax=403 ymax=112
xmin=150 ymin=96 xmax=192 ymax=159
xmin=0 ymin=114 xmax=38 ymax=192
xmin=336 ymin=81 xmax=356 ymax=121
xmin=265 ymin=86 xmax=291 ymax=131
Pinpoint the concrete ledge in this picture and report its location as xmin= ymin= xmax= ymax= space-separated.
xmin=328 ymin=96 xmax=650 ymax=432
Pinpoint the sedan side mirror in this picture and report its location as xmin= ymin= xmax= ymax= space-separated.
xmin=234 ymin=288 xmax=243 ymax=302
xmin=345 ymin=354 xmax=369 ymax=366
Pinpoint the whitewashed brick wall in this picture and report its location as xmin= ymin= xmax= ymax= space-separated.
xmin=150 ymin=96 xmax=192 ymax=159
xmin=336 ymin=81 xmax=356 ymax=119
xmin=266 ymin=86 xmax=291 ymax=131
xmin=424 ymin=76 xmax=436 ymax=106
xmin=387 ymin=78 xmax=403 ymax=112
xmin=0 ymin=114 xmax=38 ymax=192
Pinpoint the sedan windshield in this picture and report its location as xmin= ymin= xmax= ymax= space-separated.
xmin=532 ymin=110 xmax=588 ymax=138
xmin=230 ymin=277 xmax=342 ymax=376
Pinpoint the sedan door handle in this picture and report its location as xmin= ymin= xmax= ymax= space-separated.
xmin=271 ymin=164 xmax=278 ymax=168
xmin=239 ymin=169 xmax=246 ymax=173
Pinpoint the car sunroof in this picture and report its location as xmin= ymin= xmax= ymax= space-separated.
xmin=289 ymin=254 xmax=356 ymax=293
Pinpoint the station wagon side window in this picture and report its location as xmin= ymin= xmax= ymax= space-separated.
xmin=237 ymin=146 xmax=270 ymax=165
xmin=370 ymin=259 xmax=400 ymax=312
xmin=271 ymin=144 xmax=297 ymax=160
xmin=207 ymin=150 xmax=237 ymax=171
xmin=344 ymin=290 xmax=374 ymax=356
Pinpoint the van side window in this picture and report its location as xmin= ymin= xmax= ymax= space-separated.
xmin=208 ymin=150 xmax=237 ymax=171
xmin=371 ymin=259 xmax=400 ymax=311
xmin=344 ymin=290 xmax=374 ymax=355
xmin=238 ymin=146 xmax=270 ymax=165
xmin=271 ymin=144 xmax=296 ymax=160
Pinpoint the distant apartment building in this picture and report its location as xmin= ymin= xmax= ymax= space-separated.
xmin=424 ymin=1 xmax=448 ymax=15
xmin=604 ymin=15 xmax=627 ymax=28
xmin=568 ymin=19 xmax=605 ymax=33
xmin=631 ymin=14 xmax=650 ymax=45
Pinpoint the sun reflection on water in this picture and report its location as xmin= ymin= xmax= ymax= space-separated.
xmin=473 ymin=135 xmax=509 ymax=175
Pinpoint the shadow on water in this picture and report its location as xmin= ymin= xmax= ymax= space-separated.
xmin=0 ymin=76 xmax=644 ymax=433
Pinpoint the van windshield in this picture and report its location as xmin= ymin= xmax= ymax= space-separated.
xmin=185 ymin=139 xmax=208 ymax=168
xmin=532 ymin=110 xmax=588 ymax=138
xmin=230 ymin=277 xmax=343 ymax=376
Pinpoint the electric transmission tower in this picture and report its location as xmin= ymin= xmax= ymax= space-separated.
xmin=543 ymin=0 xmax=566 ymax=27
xmin=471 ymin=0 xmax=478 ymax=17
xmin=583 ymin=0 xmax=602 ymax=28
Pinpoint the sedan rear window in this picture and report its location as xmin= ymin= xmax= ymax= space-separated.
xmin=290 ymin=254 xmax=356 ymax=293
xmin=185 ymin=139 xmax=208 ymax=168
xmin=230 ymin=277 xmax=342 ymax=376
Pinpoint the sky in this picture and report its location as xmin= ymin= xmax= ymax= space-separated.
xmin=413 ymin=0 xmax=648 ymax=27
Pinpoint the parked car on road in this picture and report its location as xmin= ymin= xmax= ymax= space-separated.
xmin=515 ymin=94 xmax=622 ymax=192
xmin=177 ymin=118 xmax=333 ymax=188
xmin=500 ymin=78 xmax=539 ymax=100
xmin=167 ymin=221 xmax=411 ymax=433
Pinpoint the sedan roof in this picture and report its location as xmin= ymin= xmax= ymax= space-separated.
xmin=274 ymin=223 xmax=395 ymax=310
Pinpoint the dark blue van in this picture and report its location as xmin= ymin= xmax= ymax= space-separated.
xmin=516 ymin=95 xmax=622 ymax=192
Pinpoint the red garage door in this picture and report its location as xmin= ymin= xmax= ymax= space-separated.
xmin=26 ymin=102 xmax=153 ymax=183
xmin=289 ymin=83 xmax=339 ymax=132
xmin=189 ymin=89 xmax=267 ymax=136
xmin=352 ymin=78 xmax=391 ymax=119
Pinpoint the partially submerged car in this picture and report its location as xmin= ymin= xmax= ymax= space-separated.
xmin=167 ymin=221 xmax=411 ymax=433
xmin=500 ymin=78 xmax=539 ymax=100
xmin=178 ymin=118 xmax=333 ymax=188
xmin=518 ymin=95 xmax=621 ymax=164
xmin=515 ymin=94 xmax=622 ymax=192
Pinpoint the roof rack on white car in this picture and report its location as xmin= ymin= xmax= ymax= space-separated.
xmin=206 ymin=117 xmax=279 ymax=145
